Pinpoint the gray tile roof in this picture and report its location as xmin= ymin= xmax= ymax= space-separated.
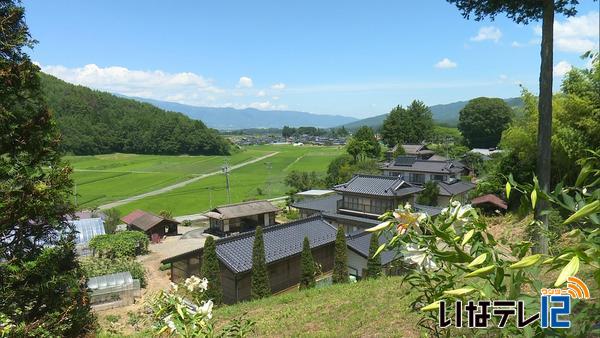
xmin=393 ymin=156 xmax=418 ymax=166
xmin=322 ymin=212 xmax=381 ymax=226
xmin=413 ymin=204 xmax=444 ymax=217
xmin=333 ymin=174 xmax=423 ymax=197
xmin=292 ymin=194 xmax=341 ymax=213
xmin=346 ymin=231 xmax=398 ymax=265
xmin=163 ymin=216 xmax=338 ymax=273
xmin=381 ymin=159 xmax=465 ymax=174
xmin=216 ymin=216 xmax=337 ymax=274
xmin=401 ymin=144 xmax=434 ymax=156
xmin=437 ymin=180 xmax=476 ymax=196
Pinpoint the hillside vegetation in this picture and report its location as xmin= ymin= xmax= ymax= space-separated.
xmin=215 ymin=276 xmax=422 ymax=337
xmin=40 ymin=73 xmax=230 ymax=156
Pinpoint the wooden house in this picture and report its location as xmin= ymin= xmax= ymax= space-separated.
xmin=161 ymin=216 xmax=337 ymax=304
xmin=121 ymin=210 xmax=179 ymax=238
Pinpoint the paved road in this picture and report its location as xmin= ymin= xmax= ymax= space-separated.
xmin=98 ymin=152 xmax=279 ymax=210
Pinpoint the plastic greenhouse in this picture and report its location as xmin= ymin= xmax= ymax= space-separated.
xmin=69 ymin=218 xmax=105 ymax=256
xmin=87 ymin=271 xmax=141 ymax=310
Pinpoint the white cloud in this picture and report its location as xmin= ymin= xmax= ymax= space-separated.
xmin=223 ymin=101 xmax=288 ymax=110
xmin=511 ymin=41 xmax=524 ymax=48
xmin=237 ymin=76 xmax=253 ymax=88
xmin=534 ymin=11 xmax=599 ymax=53
xmin=553 ymin=61 xmax=572 ymax=77
xmin=471 ymin=26 xmax=502 ymax=42
xmin=40 ymin=63 xmax=223 ymax=105
xmin=434 ymin=58 xmax=457 ymax=69
xmin=271 ymin=82 xmax=286 ymax=90
xmin=499 ymin=74 xmax=508 ymax=81
xmin=272 ymin=96 xmax=280 ymax=100
xmin=256 ymin=90 xmax=267 ymax=97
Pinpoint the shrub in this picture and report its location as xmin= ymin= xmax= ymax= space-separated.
xmin=332 ymin=226 xmax=348 ymax=284
xmin=104 ymin=208 xmax=121 ymax=234
xmin=299 ymin=237 xmax=316 ymax=290
xmin=366 ymin=234 xmax=382 ymax=279
xmin=89 ymin=231 xmax=149 ymax=258
xmin=416 ymin=181 xmax=439 ymax=206
xmin=201 ymin=236 xmax=223 ymax=304
xmin=251 ymin=226 xmax=271 ymax=299
xmin=80 ymin=257 xmax=147 ymax=288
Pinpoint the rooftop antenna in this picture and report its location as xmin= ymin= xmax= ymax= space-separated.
xmin=222 ymin=161 xmax=231 ymax=204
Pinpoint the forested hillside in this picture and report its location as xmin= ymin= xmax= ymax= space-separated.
xmin=39 ymin=73 xmax=230 ymax=155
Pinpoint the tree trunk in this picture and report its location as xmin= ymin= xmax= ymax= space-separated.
xmin=534 ymin=0 xmax=553 ymax=254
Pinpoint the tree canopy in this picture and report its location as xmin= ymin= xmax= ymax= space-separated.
xmin=381 ymin=100 xmax=434 ymax=147
xmin=458 ymin=97 xmax=512 ymax=148
xmin=40 ymin=73 xmax=231 ymax=156
xmin=346 ymin=126 xmax=381 ymax=161
xmin=251 ymin=226 xmax=271 ymax=299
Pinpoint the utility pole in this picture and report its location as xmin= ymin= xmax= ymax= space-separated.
xmin=264 ymin=161 xmax=272 ymax=196
xmin=222 ymin=161 xmax=231 ymax=204
xmin=74 ymin=182 xmax=78 ymax=207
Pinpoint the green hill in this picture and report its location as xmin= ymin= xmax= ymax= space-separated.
xmin=215 ymin=276 xmax=422 ymax=337
xmin=39 ymin=73 xmax=230 ymax=156
xmin=342 ymin=97 xmax=523 ymax=130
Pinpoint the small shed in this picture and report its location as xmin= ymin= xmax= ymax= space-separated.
xmin=121 ymin=210 xmax=179 ymax=239
xmin=471 ymin=194 xmax=508 ymax=213
xmin=205 ymin=200 xmax=279 ymax=236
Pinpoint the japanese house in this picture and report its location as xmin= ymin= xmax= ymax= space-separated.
xmin=380 ymin=155 xmax=469 ymax=184
xmin=386 ymin=144 xmax=435 ymax=161
xmin=161 ymin=216 xmax=337 ymax=304
xmin=204 ymin=200 xmax=279 ymax=236
xmin=121 ymin=210 xmax=179 ymax=238
xmin=346 ymin=230 xmax=405 ymax=279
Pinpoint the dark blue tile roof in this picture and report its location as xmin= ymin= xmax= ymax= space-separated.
xmin=346 ymin=230 xmax=398 ymax=265
xmin=292 ymin=194 xmax=341 ymax=213
xmin=216 ymin=215 xmax=337 ymax=274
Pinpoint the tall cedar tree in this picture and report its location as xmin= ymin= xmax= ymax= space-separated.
xmin=381 ymin=100 xmax=434 ymax=147
xmin=200 ymin=236 xmax=223 ymax=304
xmin=332 ymin=226 xmax=349 ymax=284
xmin=299 ymin=236 xmax=316 ymax=290
xmin=366 ymin=234 xmax=382 ymax=279
xmin=251 ymin=226 xmax=271 ymax=299
xmin=0 ymin=0 xmax=95 ymax=335
xmin=447 ymin=0 xmax=582 ymax=255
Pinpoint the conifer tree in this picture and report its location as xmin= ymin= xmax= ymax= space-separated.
xmin=0 ymin=1 xmax=95 ymax=335
xmin=332 ymin=226 xmax=349 ymax=284
xmin=299 ymin=236 xmax=316 ymax=290
xmin=366 ymin=234 xmax=382 ymax=279
xmin=251 ymin=226 xmax=271 ymax=299
xmin=200 ymin=236 xmax=223 ymax=304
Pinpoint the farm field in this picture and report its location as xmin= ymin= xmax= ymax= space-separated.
xmin=67 ymin=145 xmax=343 ymax=215
xmin=66 ymin=149 xmax=271 ymax=208
xmin=112 ymin=145 xmax=343 ymax=216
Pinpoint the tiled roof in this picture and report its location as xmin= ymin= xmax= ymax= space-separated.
xmin=122 ymin=210 xmax=178 ymax=231
xmin=216 ymin=216 xmax=337 ymax=274
xmin=393 ymin=156 xmax=418 ymax=166
xmin=437 ymin=180 xmax=476 ymax=196
xmin=333 ymin=174 xmax=423 ymax=197
xmin=346 ymin=231 xmax=398 ymax=265
xmin=381 ymin=159 xmax=465 ymax=174
xmin=322 ymin=212 xmax=381 ymax=226
xmin=162 ymin=216 xmax=338 ymax=274
xmin=292 ymin=194 xmax=341 ymax=213
xmin=69 ymin=218 xmax=105 ymax=245
xmin=207 ymin=200 xmax=279 ymax=220
xmin=413 ymin=204 xmax=444 ymax=217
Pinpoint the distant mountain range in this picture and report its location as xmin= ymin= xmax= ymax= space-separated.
xmin=128 ymin=97 xmax=358 ymax=130
xmin=341 ymin=97 xmax=523 ymax=130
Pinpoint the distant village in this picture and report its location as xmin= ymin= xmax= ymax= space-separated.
xmin=73 ymin=142 xmax=506 ymax=307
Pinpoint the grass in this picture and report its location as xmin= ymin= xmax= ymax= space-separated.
xmin=214 ymin=276 xmax=421 ymax=337
xmin=113 ymin=145 xmax=343 ymax=216
xmin=66 ymin=145 xmax=343 ymax=215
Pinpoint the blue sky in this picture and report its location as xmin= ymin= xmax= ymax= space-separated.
xmin=24 ymin=0 xmax=599 ymax=118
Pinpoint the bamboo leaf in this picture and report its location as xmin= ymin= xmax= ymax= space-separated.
xmin=554 ymin=256 xmax=580 ymax=287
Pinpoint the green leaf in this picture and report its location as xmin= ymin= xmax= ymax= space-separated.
xmin=531 ymin=189 xmax=537 ymax=209
xmin=421 ymin=301 xmax=441 ymax=311
xmin=461 ymin=229 xmax=474 ymax=246
xmin=563 ymin=200 xmax=600 ymax=224
xmin=509 ymin=254 xmax=542 ymax=269
xmin=467 ymin=253 xmax=487 ymax=267
xmin=443 ymin=288 xmax=476 ymax=296
xmin=554 ymin=256 xmax=580 ymax=287
xmin=464 ymin=265 xmax=495 ymax=278
xmin=505 ymin=182 xmax=511 ymax=199
xmin=373 ymin=243 xmax=386 ymax=258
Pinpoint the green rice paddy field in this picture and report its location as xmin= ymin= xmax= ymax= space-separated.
xmin=66 ymin=145 xmax=344 ymax=216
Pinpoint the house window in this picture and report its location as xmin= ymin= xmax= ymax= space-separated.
xmin=432 ymin=174 xmax=445 ymax=181
xmin=409 ymin=173 xmax=425 ymax=184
